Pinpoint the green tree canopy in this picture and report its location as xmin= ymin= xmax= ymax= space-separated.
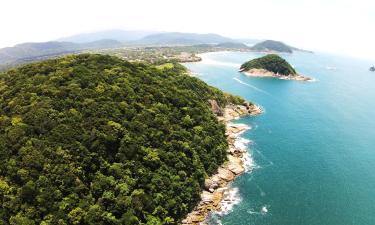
xmin=240 ymin=54 xmax=297 ymax=76
xmin=0 ymin=54 xmax=244 ymax=224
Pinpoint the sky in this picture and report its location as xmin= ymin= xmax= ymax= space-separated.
xmin=1 ymin=0 xmax=374 ymax=60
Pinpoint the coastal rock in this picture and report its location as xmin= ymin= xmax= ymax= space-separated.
xmin=182 ymin=103 xmax=262 ymax=225
xmin=227 ymin=124 xmax=248 ymax=134
xmin=204 ymin=178 xmax=219 ymax=192
xmin=201 ymin=191 xmax=214 ymax=204
xmin=208 ymin=99 xmax=224 ymax=116
xmin=243 ymin=69 xmax=313 ymax=81
xmin=227 ymin=155 xmax=245 ymax=175
xmin=217 ymin=168 xmax=234 ymax=181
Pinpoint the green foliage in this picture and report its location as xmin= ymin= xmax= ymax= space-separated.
xmin=240 ymin=54 xmax=297 ymax=76
xmin=155 ymin=63 xmax=174 ymax=70
xmin=0 ymin=54 xmax=239 ymax=224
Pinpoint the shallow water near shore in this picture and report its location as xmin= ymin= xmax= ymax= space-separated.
xmin=184 ymin=52 xmax=375 ymax=225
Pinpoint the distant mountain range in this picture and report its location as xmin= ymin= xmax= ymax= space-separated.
xmin=132 ymin=32 xmax=234 ymax=46
xmin=216 ymin=42 xmax=249 ymax=48
xmin=0 ymin=30 xmax=310 ymax=66
xmin=57 ymin=29 xmax=157 ymax=43
xmin=0 ymin=39 xmax=123 ymax=65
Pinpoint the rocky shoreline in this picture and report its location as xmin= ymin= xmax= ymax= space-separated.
xmin=242 ymin=68 xmax=313 ymax=81
xmin=182 ymin=102 xmax=262 ymax=225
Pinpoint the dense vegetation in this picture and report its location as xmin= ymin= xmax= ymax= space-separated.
xmin=0 ymin=54 xmax=244 ymax=224
xmin=251 ymin=40 xmax=294 ymax=53
xmin=240 ymin=54 xmax=297 ymax=76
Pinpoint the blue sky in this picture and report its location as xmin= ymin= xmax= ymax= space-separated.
xmin=1 ymin=0 xmax=374 ymax=60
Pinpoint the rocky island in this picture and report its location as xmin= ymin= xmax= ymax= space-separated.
xmin=370 ymin=66 xmax=375 ymax=72
xmin=239 ymin=54 xmax=313 ymax=81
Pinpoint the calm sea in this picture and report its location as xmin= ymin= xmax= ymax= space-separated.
xmin=184 ymin=51 xmax=375 ymax=225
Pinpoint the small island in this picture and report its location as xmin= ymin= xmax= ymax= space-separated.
xmin=239 ymin=54 xmax=313 ymax=81
xmin=370 ymin=66 xmax=375 ymax=72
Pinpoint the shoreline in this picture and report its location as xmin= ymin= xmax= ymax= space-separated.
xmin=241 ymin=68 xmax=314 ymax=81
xmin=182 ymin=102 xmax=262 ymax=224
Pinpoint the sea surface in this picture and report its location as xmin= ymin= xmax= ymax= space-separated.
xmin=183 ymin=51 xmax=375 ymax=225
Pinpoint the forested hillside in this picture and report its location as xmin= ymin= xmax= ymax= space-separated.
xmin=240 ymin=54 xmax=297 ymax=76
xmin=0 ymin=54 xmax=244 ymax=224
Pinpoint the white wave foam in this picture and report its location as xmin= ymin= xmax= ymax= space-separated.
xmin=233 ymin=78 xmax=271 ymax=95
xmin=261 ymin=206 xmax=268 ymax=214
xmin=216 ymin=187 xmax=242 ymax=216
xmin=247 ymin=205 xmax=270 ymax=216
xmin=242 ymin=151 xmax=256 ymax=172
xmin=227 ymin=123 xmax=251 ymax=130
xmin=229 ymin=126 xmax=256 ymax=172
xmin=234 ymin=137 xmax=250 ymax=150
xmin=207 ymin=122 xmax=259 ymax=223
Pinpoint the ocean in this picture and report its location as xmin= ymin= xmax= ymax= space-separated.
xmin=183 ymin=51 xmax=375 ymax=225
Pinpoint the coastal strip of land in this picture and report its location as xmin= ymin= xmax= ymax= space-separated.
xmin=182 ymin=102 xmax=262 ymax=224
xmin=241 ymin=68 xmax=314 ymax=81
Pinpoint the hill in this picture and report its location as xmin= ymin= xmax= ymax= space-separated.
xmin=240 ymin=54 xmax=297 ymax=75
xmin=240 ymin=54 xmax=313 ymax=81
xmin=0 ymin=54 xmax=246 ymax=224
xmin=215 ymin=42 xmax=249 ymax=48
xmin=58 ymin=29 xmax=157 ymax=43
xmin=0 ymin=39 xmax=123 ymax=65
xmin=135 ymin=32 xmax=234 ymax=46
xmin=251 ymin=40 xmax=295 ymax=53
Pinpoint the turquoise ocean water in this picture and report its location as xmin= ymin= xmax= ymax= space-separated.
xmin=184 ymin=51 xmax=375 ymax=225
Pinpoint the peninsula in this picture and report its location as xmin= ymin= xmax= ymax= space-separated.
xmin=250 ymin=40 xmax=312 ymax=53
xmin=239 ymin=54 xmax=313 ymax=81
xmin=0 ymin=54 xmax=259 ymax=224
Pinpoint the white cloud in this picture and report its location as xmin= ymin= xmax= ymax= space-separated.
xmin=0 ymin=0 xmax=374 ymax=60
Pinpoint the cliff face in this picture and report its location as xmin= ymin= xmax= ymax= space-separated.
xmin=209 ymin=99 xmax=224 ymax=116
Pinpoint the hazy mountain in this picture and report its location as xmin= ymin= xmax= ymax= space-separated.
xmin=251 ymin=40 xmax=294 ymax=53
xmin=235 ymin=38 xmax=263 ymax=46
xmin=216 ymin=42 xmax=249 ymax=48
xmin=134 ymin=32 xmax=234 ymax=45
xmin=57 ymin=29 xmax=158 ymax=43
xmin=250 ymin=40 xmax=312 ymax=53
xmin=0 ymin=39 xmax=122 ymax=64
